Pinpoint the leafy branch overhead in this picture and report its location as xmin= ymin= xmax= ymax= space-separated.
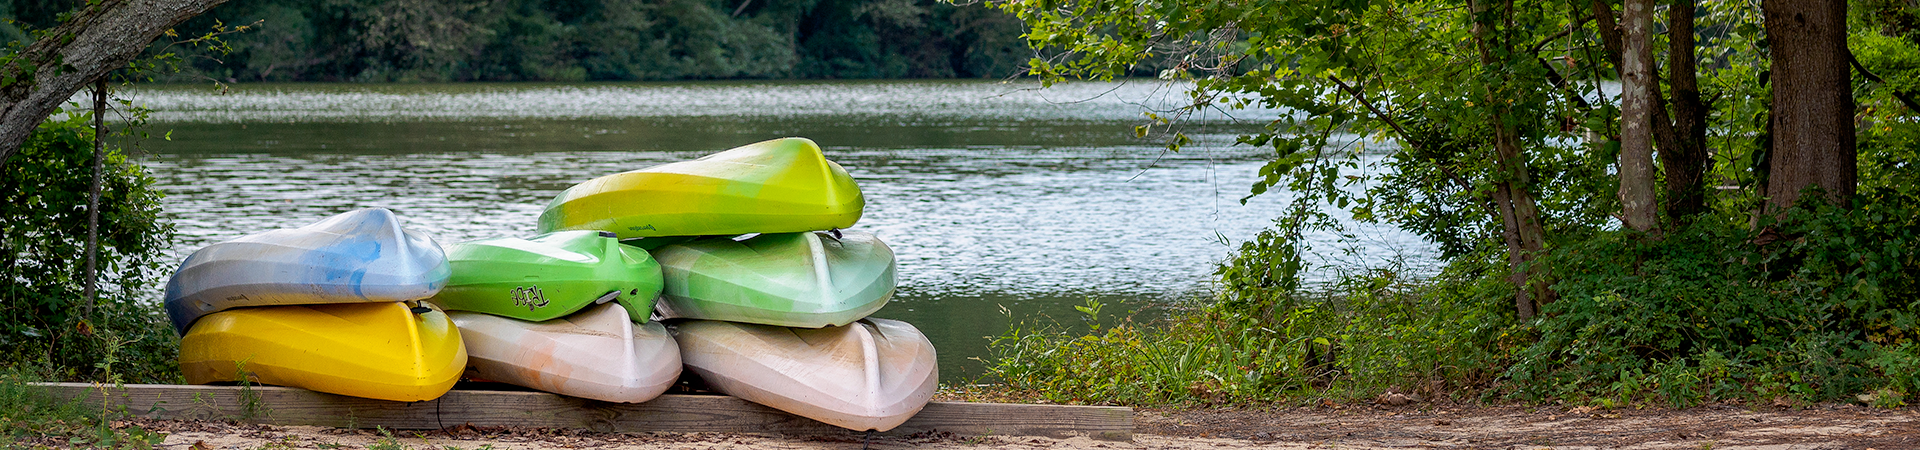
xmin=0 ymin=0 xmax=230 ymax=169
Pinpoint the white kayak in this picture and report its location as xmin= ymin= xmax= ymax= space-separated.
xmin=448 ymin=302 xmax=680 ymax=403
xmin=672 ymin=318 xmax=937 ymax=431
xmin=164 ymin=208 xmax=450 ymax=334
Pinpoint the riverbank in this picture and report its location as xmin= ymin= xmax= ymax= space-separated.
xmin=102 ymin=402 xmax=1918 ymax=449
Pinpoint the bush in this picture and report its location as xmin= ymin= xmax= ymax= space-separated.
xmin=1510 ymin=194 xmax=1920 ymax=406
xmin=0 ymin=112 xmax=178 ymax=384
xmin=985 ymin=191 xmax=1920 ymax=408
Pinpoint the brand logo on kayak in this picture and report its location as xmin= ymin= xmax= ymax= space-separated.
xmin=628 ymin=224 xmax=656 ymax=232
xmin=511 ymin=286 xmax=549 ymax=311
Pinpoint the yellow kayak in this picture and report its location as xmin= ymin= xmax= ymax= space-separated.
xmin=179 ymin=302 xmax=466 ymax=402
xmin=537 ymin=137 xmax=864 ymax=238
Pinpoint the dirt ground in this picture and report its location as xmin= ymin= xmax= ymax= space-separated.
xmin=130 ymin=402 xmax=1916 ymax=450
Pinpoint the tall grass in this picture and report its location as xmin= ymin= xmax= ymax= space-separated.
xmin=986 ymin=258 xmax=1515 ymax=406
xmin=0 ymin=367 xmax=167 ymax=449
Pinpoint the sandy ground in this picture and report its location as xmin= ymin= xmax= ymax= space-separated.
xmin=125 ymin=402 xmax=1916 ymax=450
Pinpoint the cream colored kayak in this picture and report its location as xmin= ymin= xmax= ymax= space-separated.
xmin=672 ymin=318 xmax=937 ymax=431
xmin=447 ymin=302 xmax=680 ymax=403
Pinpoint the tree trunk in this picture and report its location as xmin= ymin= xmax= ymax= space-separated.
xmin=1595 ymin=8 xmax=1686 ymax=156
xmin=1618 ymin=0 xmax=1659 ymax=233
xmin=0 ymin=0 xmax=230 ymax=168
xmin=1472 ymin=0 xmax=1555 ymax=319
xmin=1763 ymin=0 xmax=1855 ymax=209
xmin=1661 ymin=0 xmax=1712 ymax=222
xmin=85 ymin=81 xmax=105 ymax=315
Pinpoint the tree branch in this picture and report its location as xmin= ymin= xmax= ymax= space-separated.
xmin=1327 ymin=75 xmax=1418 ymax=154
xmin=0 ymin=0 xmax=231 ymax=168
xmin=1327 ymin=74 xmax=1478 ymax=203
xmin=1848 ymin=48 xmax=1920 ymax=113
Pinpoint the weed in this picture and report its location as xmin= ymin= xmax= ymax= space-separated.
xmin=234 ymin=359 xmax=268 ymax=421
xmin=247 ymin=436 xmax=300 ymax=450
xmin=368 ymin=427 xmax=413 ymax=450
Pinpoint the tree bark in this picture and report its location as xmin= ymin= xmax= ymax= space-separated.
xmin=1763 ymin=0 xmax=1854 ymax=209
xmin=1472 ymin=0 xmax=1555 ymax=319
xmin=85 ymin=81 xmax=105 ymax=314
xmin=1661 ymin=0 xmax=1712 ymax=222
xmin=1593 ymin=0 xmax=1683 ymax=156
xmin=1618 ymin=0 xmax=1659 ymax=233
xmin=0 ymin=0 xmax=230 ymax=168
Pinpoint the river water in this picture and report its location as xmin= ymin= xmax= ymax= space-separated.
xmin=121 ymin=79 xmax=1436 ymax=379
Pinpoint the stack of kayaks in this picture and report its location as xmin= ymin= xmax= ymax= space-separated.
xmin=542 ymin=137 xmax=938 ymax=431
xmin=429 ymin=230 xmax=678 ymax=403
xmin=168 ymin=208 xmax=465 ymax=402
xmin=163 ymin=138 xmax=936 ymax=428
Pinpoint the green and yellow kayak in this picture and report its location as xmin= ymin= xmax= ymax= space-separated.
xmin=179 ymin=302 xmax=466 ymax=402
xmin=652 ymin=230 xmax=895 ymax=328
xmin=537 ymin=137 xmax=864 ymax=238
xmin=431 ymin=230 xmax=664 ymax=323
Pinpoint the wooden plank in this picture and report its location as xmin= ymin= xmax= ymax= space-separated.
xmin=37 ymin=383 xmax=1131 ymax=441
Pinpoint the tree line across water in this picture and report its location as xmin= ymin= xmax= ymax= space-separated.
xmin=1 ymin=0 xmax=1035 ymax=82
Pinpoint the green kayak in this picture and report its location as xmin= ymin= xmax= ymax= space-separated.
xmin=537 ymin=137 xmax=864 ymax=238
xmin=430 ymin=230 xmax=664 ymax=323
xmin=652 ymin=230 xmax=895 ymax=328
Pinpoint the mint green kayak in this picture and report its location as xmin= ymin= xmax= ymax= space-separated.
xmin=430 ymin=230 xmax=664 ymax=323
xmin=651 ymin=230 xmax=895 ymax=328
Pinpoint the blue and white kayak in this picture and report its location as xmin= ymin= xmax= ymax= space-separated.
xmin=164 ymin=208 xmax=450 ymax=334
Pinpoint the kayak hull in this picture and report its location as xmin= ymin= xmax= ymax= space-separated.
xmin=653 ymin=231 xmax=895 ymax=328
xmin=164 ymin=208 xmax=451 ymax=334
xmin=672 ymin=318 xmax=937 ymax=431
xmin=433 ymin=230 xmax=664 ymax=323
xmin=537 ymin=137 xmax=863 ymax=238
xmin=179 ymin=302 xmax=466 ymax=402
xmin=450 ymin=302 xmax=680 ymax=403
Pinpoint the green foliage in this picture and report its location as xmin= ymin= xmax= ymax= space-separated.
xmin=2 ymin=0 xmax=1033 ymax=82
xmin=0 ymin=368 xmax=169 ymax=449
xmin=991 ymin=194 xmax=1920 ymax=407
xmin=1 ymin=112 xmax=179 ymax=385
xmin=1510 ymin=195 xmax=1920 ymax=405
xmin=987 ymin=239 xmax=1518 ymax=405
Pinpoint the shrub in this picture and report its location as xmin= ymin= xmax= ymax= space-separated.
xmin=0 ymin=112 xmax=178 ymax=384
xmin=1510 ymin=194 xmax=1920 ymax=405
